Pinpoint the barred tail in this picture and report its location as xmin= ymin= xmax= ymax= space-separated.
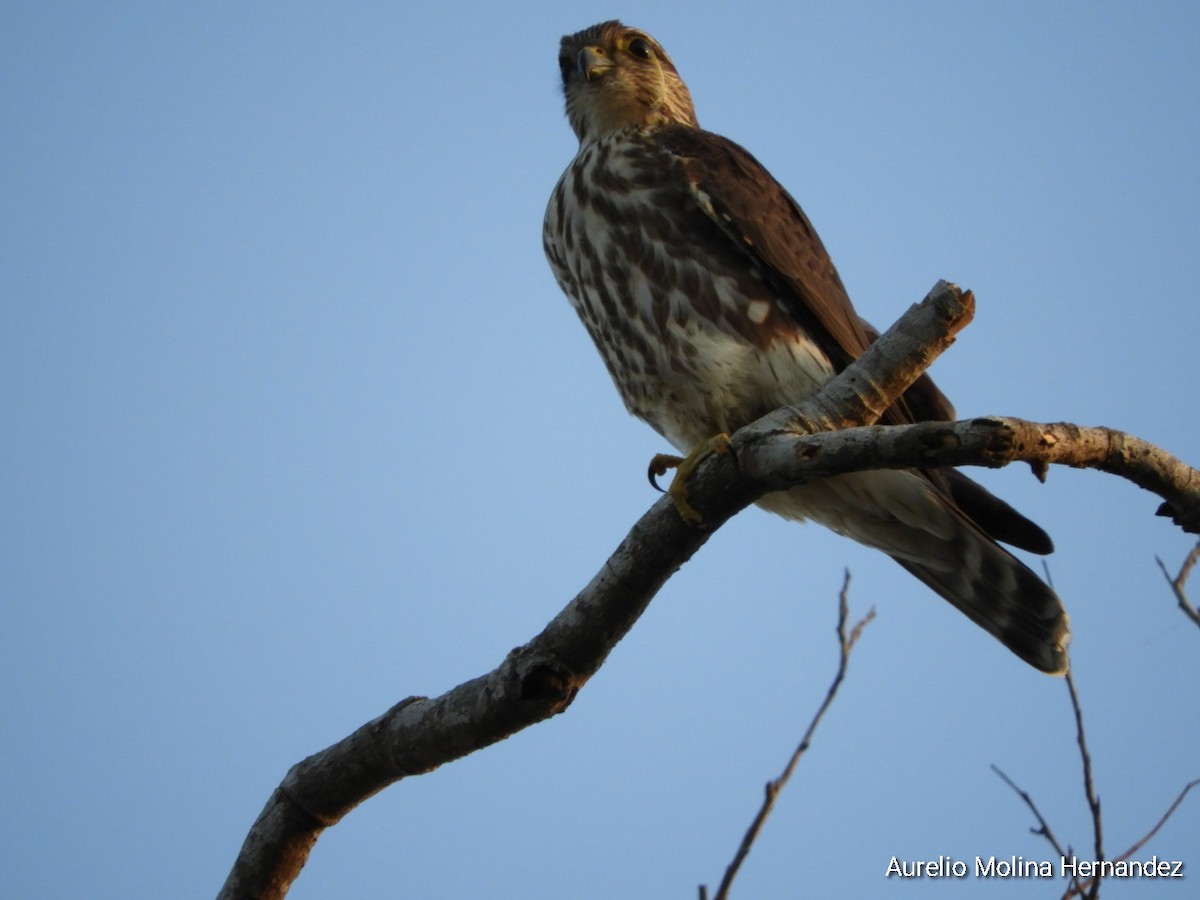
xmin=891 ymin=535 xmax=1069 ymax=674
xmin=760 ymin=469 xmax=1070 ymax=673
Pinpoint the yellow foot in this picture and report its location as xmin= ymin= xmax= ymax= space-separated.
xmin=646 ymin=433 xmax=732 ymax=526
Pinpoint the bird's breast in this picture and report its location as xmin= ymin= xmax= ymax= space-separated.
xmin=544 ymin=136 xmax=833 ymax=451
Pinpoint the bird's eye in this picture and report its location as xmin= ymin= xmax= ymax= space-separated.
xmin=628 ymin=38 xmax=653 ymax=60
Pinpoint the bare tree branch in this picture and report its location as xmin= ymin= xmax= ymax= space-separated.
xmin=733 ymin=419 xmax=1200 ymax=535
xmin=702 ymin=573 xmax=874 ymax=900
xmin=219 ymin=281 xmax=1200 ymax=897
xmin=1156 ymin=540 xmax=1200 ymax=628
xmin=219 ymin=281 xmax=972 ymax=899
xmin=1064 ymin=670 xmax=1103 ymax=900
xmin=995 ymin=668 xmax=1197 ymax=900
xmin=1111 ymin=779 xmax=1199 ymax=864
xmin=1064 ymin=779 xmax=1200 ymax=900
xmin=990 ymin=764 xmax=1086 ymax=898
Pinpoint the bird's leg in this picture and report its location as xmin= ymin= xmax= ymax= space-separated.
xmin=646 ymin=433 xmax=732 ymax=525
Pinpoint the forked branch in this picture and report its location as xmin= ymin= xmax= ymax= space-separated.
xmin=1156 ymin=540 xmax=1200 ymax=628
xmin=994 ymin=667 xmax=1196 ymax=899
xmin=219 ymin=282 xmax=1200 ymax=898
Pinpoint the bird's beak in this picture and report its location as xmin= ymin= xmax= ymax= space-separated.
xmin=577 ymin=47 xmax=613 ymax=82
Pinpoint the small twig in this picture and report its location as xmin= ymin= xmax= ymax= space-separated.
xmin=992 ymin=668 xmax=1103 ymax=900
xmin=990 ymin=765 xmax=1088 ymax=898
xmin=1065 ymin=778 xmax=1199 ymax=899
xmin=703 ymin=572 xmax=874 ymax=900
xmin=998 ymin=668 xmax=1196 ymax=900
xmin=1113 ymin=779 xmax=1199 ymax=863
xmin=1064 ymin=669 xmax=1103 ymax=899
xmin=1155 ymin=540 xmax=1200 ymax=628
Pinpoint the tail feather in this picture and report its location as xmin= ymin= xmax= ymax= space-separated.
xmin=759 ymin=469 xmax=1070 ymax=673
xmin=892 ymin=540 xmax=1069 ymax=674
xmin=939 ymin=469 xmax=1055 ymax=555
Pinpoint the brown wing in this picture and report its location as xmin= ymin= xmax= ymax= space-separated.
xmin=659 ymin=126 xmax=1053 ymax=554
xmin=660 ymin=128 xmax=872 ymax=372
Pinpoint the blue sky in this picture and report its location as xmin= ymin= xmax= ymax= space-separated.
xmin=3 ymin=2 xmax=1198 ymax=897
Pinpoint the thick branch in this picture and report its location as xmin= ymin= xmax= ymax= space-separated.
xmin=218 ymin=281 xmax=971 ymax=898
xmin=731 ymin=418 xmax=1200 ymax=533
xmin=219 ymin=280 xmax=1199 ymax=896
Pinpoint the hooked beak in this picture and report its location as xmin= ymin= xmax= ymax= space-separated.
xmin=577 ymin=46 xmax=613 ymax=82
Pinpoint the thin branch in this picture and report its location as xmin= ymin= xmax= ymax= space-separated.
xmin=1113 ymin=779 xmax=1199 ymax=863
xmin=992 ymin=668 xmax=1103 ymax=900
xmin=1063 ymin=781 xmax=1199 ymax=900
xmin=990 ymin=764 xmax=1087 ymax=899
xmin=1155 ymin=540 xmax=1200 ymax=628
xmin=997 ymin=671 xmax=1196 ymax=900
xmin=704 ymin=572 xmax=874 ymax=900
xmin=1064 ymin=669 xmax=1103 ymax=899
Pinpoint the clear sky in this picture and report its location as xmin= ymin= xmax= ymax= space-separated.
xmin=3 ymin=2 xmax=1198 ymax=898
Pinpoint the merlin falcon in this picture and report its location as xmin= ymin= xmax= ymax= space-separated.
xmin=542 ymin=21 xmax=1069 ymax=673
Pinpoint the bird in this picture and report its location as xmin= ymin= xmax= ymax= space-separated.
xmin=542 ymin=21 xmax=1069 ymax=673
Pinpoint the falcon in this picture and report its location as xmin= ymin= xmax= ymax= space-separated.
xmin=542 ymin=21 xmax=1069 ymax=673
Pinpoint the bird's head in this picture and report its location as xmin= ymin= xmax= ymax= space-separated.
xmin=558 ymin=21 xmax=698 ymax=144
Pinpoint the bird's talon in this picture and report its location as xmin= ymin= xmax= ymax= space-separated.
xmin=647 ymin=453 xmax=684 ymax=492
xmin=655 ymin=433 xmax=732 ymax=526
